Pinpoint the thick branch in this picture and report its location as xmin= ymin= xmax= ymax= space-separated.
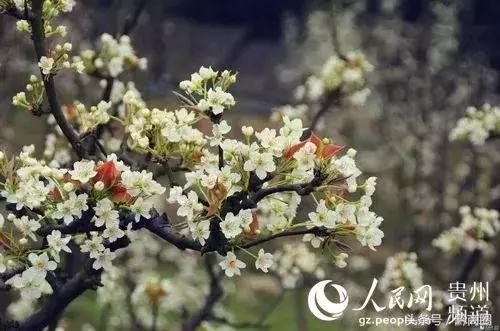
xmin=182 ymin=255 xmax=223 ymax=331
xmin=13 ymin=239 xmax=129 ymax=331
xmin=37 ymin=209 xmax=97 ymax=236
xmin=139 ymin=213 xmax=202 ymax=251
xmin=14 ymin=264 xmax=96 ymax=331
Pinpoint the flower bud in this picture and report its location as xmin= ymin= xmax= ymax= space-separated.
xmin=7 ymin=214 xmax=15 ymax=221
xmin=94 ymin=181 xmax=105 ymax=191
xmin=54 ymin=171 xmax=65 ymax=180
xmin=19 ymin=238 xmax=28 ymax=246
xmin=242 ymin=126 xmax=254 ymax=137
xmin=41 ymin=168 xmax=52 ymax=177
xmin=63 ymin=182 xmax=74 ymax=192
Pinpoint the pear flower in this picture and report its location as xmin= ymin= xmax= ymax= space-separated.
xmin=46 ymin=230 xmax=72 ymax=262
xmin=334 ymin=253 xmax=348 ymax=268
xmin=38 ymin=56 xmax=54 ymax=75
xmin=308 ymin=200 xmax=338 ymax=228
xmin=303 ymin=233 xmax=324 ymax=248
xmin=92 ymin=248 xmax=116 ymax=270
xmin=7 ymin=268 xmax=49 ymax=300
xmin=176 ymin=191 xmax=204 ymax=220
xmin=28 ymin=253 xmax=57 ymax=276
xmin=102 ymin=221 xmax=125 ymax=243
xmin=255 ymin=249 xmax=274 ymax=273
xmin=69 ymin=160 xmax=97 ymax=184
xmin=220 ymin=213 xmax=242 ymax=239
xmin=335 ymin=203 xmax=356 ymax=224
xmin=243 ymin=152 xmax=275 ymax=180
xmin=130 ymin=197 xmax=153 ymax=222
xmin=191 ymin=220 xmax=211 ymax=245
xmin=219 ymin=252 xmax=246 ymax=277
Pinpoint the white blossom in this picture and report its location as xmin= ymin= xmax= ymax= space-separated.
xmin=69 ymin=160 xmax=97 ymax=183
xmin=219 ymin=252 xmax=246 ymax=277
xmin=255 ymin=249 xmax=274 ymax=272
xmin=38 ymin=56 xmax=54 ymax=75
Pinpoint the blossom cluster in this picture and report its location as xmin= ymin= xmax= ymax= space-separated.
xmin=38 ymin=42 xmax=84 ymax=76
xmin=379 ymin=252 xmax=424 ymax=292
xmin=76 ymin=33 xmax=147 ymax=78
xmin=123 ymin=101 xmax=206 ymax=165
xmin=178 ymin=66 xmax=237 ymax=115
xmin=0 ymin=147 xmax=165 ymax=300
xmin=160 ymin=69 xmax=383 ymax=278
xmin=72 ymin=100 xmax=113 ymax=133
xmin=8 ymin=0 xmax=75 ymax=37
xmin=296 ymin=51 xmax=373 ymax=104
xmin=272 ymin=51 xmax=373 ymax=123
xmin=12 ymin=42 xmax=84 ymax=114
xmin=449 ymin=104 xmax=500 ymax=145
xmin=433 ymin=206 xmax=499 ymax=254
xmin=273 ymin=243 xmax=323 ymax=288
xmin=11 ymin=75 xmax=44 ymax=113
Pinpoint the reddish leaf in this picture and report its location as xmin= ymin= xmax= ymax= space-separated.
xmin=111 ymin=185 xmax=133 ymax=204
xmin=94 ymin=160 xmax=120 ymax=189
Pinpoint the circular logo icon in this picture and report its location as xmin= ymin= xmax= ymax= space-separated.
xmin=308 ymin=280 xmax=349 ymax=321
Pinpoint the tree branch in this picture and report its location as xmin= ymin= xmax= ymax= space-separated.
xmin=305 ymin=90 xmax=341 ymax=139
xmin=240 ymin=227 xmax=330 ymax=249
xmin=182 ymin=255 xmax=223 ymax=331
xmin=139 ymin=213 xmax=202 ymax=251
xmin=120 ymin=0 xmax=147 ymax=36
xmin=249 ymin=170 xmax=327 ymax=204
xmin=12 ymin=239 xmax=130 ymax=331
xmin=30 ymin=0 xmax=87 ymax=159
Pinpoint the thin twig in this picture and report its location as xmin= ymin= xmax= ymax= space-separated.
xmin=240 ymin=227 xmax=330 ymax=249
